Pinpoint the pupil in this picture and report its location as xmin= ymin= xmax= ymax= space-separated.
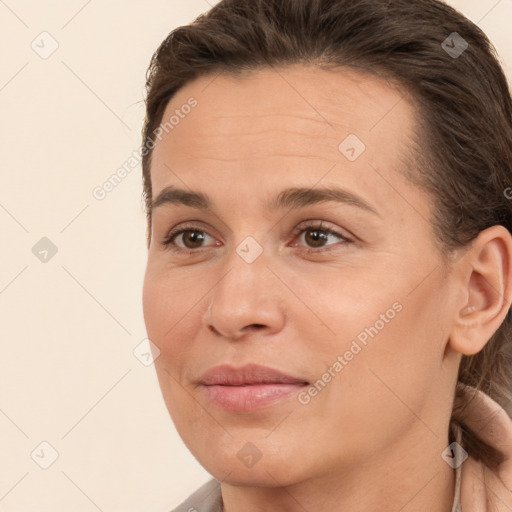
xmin=306 ymin=230 xmax=326 ymax=247
xmin=185 ymin=231 xmax=204 ymax=248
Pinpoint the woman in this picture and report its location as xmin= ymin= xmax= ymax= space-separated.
xmin=141 ymin=0 xmax=512 ymax=510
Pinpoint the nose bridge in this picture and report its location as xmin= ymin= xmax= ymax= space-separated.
xmin=203 ymin=236 xmax=285 ymax=338
xmin=214 ymin=236 xmax=269 ymax=309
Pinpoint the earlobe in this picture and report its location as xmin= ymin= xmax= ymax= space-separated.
xmin=449 ymin=225 xmax=512 ymax=356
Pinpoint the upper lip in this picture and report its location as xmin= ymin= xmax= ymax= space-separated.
xmin=198 ymin=363 xmax=309 ymax=386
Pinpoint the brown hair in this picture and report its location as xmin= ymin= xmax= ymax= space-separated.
xmin=141 ymin=0 xmax=512 ymax=469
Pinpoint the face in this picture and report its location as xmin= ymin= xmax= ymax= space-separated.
xmin=142 ymin=64 xmax=459 ymax=486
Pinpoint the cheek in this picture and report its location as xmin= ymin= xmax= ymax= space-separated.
xmin=304 ymin=272 xmax=445 ymax=435
xmin=301 ymin=315 xmax=435 ymax=462
xmin=143 ymin=261 xmax=198 ymax=338
xmin=296 ymin=272 xmax=404 ymax=363
xmin=142 ymin=267 xmax=184 ymax=376
xmin=142 ymin=263 xmax=212 ymax=382
xmin=142 ymin=270 xmax=197 ymax=424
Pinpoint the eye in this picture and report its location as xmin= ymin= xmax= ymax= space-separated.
xmin=291 ymin=221 xmax=351 ymax=252
xmin=162 ymin=223 xmax=219 ymax=252
xmin=161 ymin=220 xmax=352 ymax=253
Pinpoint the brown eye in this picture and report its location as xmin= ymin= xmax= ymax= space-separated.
xmin=179 ymin=230 xmax=206 ymax=249
xmin=293 ymin=222 xmax=349 ymax=251
xmin=303 ymin=229 xmax=331 ymax=248
xmin=163 ymin=227 xmax=216 ymax=251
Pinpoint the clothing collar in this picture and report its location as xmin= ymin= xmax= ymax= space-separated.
xmin=452 ymin=386 xmax=512 ymax=511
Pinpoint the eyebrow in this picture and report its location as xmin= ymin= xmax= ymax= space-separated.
xmin=151 ymin=185 xmax=381 ymax=217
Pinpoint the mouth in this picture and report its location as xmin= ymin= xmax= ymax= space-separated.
xmin=197 ymin=363 xmax=309 ymax=412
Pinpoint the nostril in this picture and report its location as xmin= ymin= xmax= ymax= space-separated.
xmin=208 ymin=325 xmax=220 ymax=335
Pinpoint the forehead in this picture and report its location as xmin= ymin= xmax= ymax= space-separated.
xmin=149 ymin=64 xmax=422 ymax=218
xmin=159 ymin=64 xmax=411 ymax=132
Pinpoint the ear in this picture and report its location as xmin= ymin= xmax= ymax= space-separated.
xmin=450 ymin=225 xmax=512 ymax=356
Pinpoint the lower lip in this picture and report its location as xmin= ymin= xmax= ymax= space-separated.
xmin=201 ymin=383 xmax=307 ymax=411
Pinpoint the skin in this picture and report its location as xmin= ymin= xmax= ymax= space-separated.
xmin=142 ymin=64 xmax=512 ymax=512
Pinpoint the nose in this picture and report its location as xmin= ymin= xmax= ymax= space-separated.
xmin=201 ymin=251 xmax=286 ymax=342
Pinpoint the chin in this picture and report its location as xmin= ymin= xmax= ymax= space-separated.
xmin=186 ymin=436 xmax=309 ymax=488
xmin=208 ymin=461 xmax=301 ymax=488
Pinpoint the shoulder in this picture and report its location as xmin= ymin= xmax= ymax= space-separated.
xmin=170 ymin=478 xmax=223 ymax=512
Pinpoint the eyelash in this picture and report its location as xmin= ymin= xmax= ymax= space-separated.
xmin=161 ymin=220 xmax=352 ymax=255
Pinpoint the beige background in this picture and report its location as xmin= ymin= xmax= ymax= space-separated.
xmin=0 ymin=1 xmax=510 ymax=511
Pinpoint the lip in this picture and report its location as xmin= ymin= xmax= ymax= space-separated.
xmin=197 ymin=363 xmax=309 ymax=411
